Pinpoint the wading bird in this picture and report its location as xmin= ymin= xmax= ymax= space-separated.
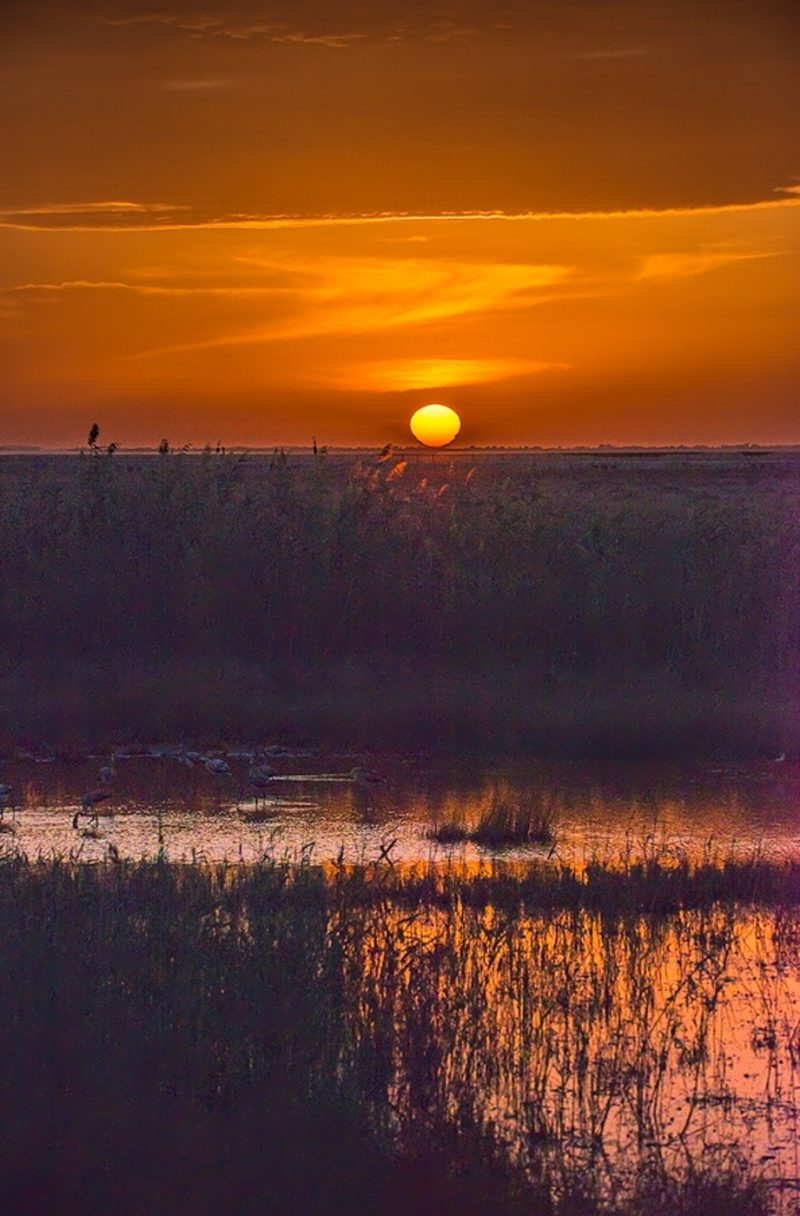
xmin=248 ymin=752 xmax=277 ymax=779
xmin=236 ymin=753 xmax=276 ymax=810
xmin=72 ymin=786 xmax=112 ymax=830
xmin=250 ymin=761 xmax=276 ymax=779
xmin=248 ymin=766 xmax=276 ymax=805
xmin=348 ymin=768 xmax=387 ymax=812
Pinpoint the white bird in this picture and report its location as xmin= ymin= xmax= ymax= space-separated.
xmin=205 ymin=757 xmax=231 ymax=776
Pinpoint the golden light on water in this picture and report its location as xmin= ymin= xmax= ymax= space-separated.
xmin=410 ymin=404 xmax=462 ymax=448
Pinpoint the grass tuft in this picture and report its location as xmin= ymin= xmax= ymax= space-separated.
xmin=427 ymin=822 xmax=470 ymax=844
xmin=428 ymin=786 xmax=558 ymax=848
xmin=470 ymin=791 xmax=557 ymax=847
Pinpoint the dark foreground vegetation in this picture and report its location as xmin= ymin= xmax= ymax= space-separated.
xmin=0 ymin=854 xmax=784 ymax=1216
xmin=334 ymin=852 xmax=800 ymax=914
xmin=1 ymin=447 xmax=798 ymax=755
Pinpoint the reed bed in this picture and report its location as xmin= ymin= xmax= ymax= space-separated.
xmin=428 ymin=785 xmax=559 ymax=846
xmin=0 ymin=853 xmax=794 ymax=1213
xmin=0 ymin=449 xmax=798 ymax=753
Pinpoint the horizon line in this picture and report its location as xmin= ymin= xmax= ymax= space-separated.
xmin=2 ymin=443 xmax=800 ymax=455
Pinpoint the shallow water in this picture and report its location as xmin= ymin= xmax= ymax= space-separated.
xmin=0 ymin=748 xmax=798 ymax=865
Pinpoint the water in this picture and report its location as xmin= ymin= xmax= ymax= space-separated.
xmin=0 ymin=748 xmax=798 ymax=866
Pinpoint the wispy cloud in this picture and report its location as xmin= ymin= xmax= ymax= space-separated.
xmin=125 ymin=256 xmax=572 ymax=359
xmin=270 ymin=31 xmax=367 ymax=47
xmin=325 ymin=357 xmax=567 ymax=391
xmin=81 ymin=11 xmax=256 ymax=35
xmin=2 ymin=280 xmax=297 ymax=297
xmin=2 ymin=195 xmax=799 ymax=233
xmin=84 ymin=10 xmax=371 ymax=45
xmin=3 ymin=169 xmax=797 ymax=426
xmin=161 ymin=77 xmax=237 ymax=91
xmin=636 ymin=249 xmax=780 ymax=281
xmin=0 ymin=200 xmax=182 ymax=218
xmin=422 ymin=17 xmax=480 ymax=43
xmin=569 ymin=47 xmax=650 ymax=61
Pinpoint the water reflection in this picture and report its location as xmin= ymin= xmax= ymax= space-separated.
xmin=338 ymin=899 xmax=800 ymax=1206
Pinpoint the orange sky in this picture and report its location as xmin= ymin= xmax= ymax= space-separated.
xmin=1 ymin=0 xmax=799 ymax=446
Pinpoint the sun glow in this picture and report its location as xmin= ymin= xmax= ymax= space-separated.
xmin=410 ymin=403 xmax=462 ymax=447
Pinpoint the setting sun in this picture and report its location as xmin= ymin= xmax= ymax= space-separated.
xmin=409 ymin=404 xmax=462 ymax=448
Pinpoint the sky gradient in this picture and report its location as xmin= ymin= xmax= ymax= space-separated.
xmin=1 ymin=0 xmax=799 ymax=446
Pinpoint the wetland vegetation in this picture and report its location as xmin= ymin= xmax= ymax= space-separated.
xmin=0 ymin=448 xmax=798 ymax=756
xmin=0 ymin=852 xmax=793 ymax=1215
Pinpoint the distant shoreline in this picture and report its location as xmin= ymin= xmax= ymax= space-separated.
xmin=2 ymin=444 xmax=800 ymax=456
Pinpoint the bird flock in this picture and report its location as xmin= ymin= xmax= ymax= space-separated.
xmin=0 ymin=747 xmax=388 ymax=846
